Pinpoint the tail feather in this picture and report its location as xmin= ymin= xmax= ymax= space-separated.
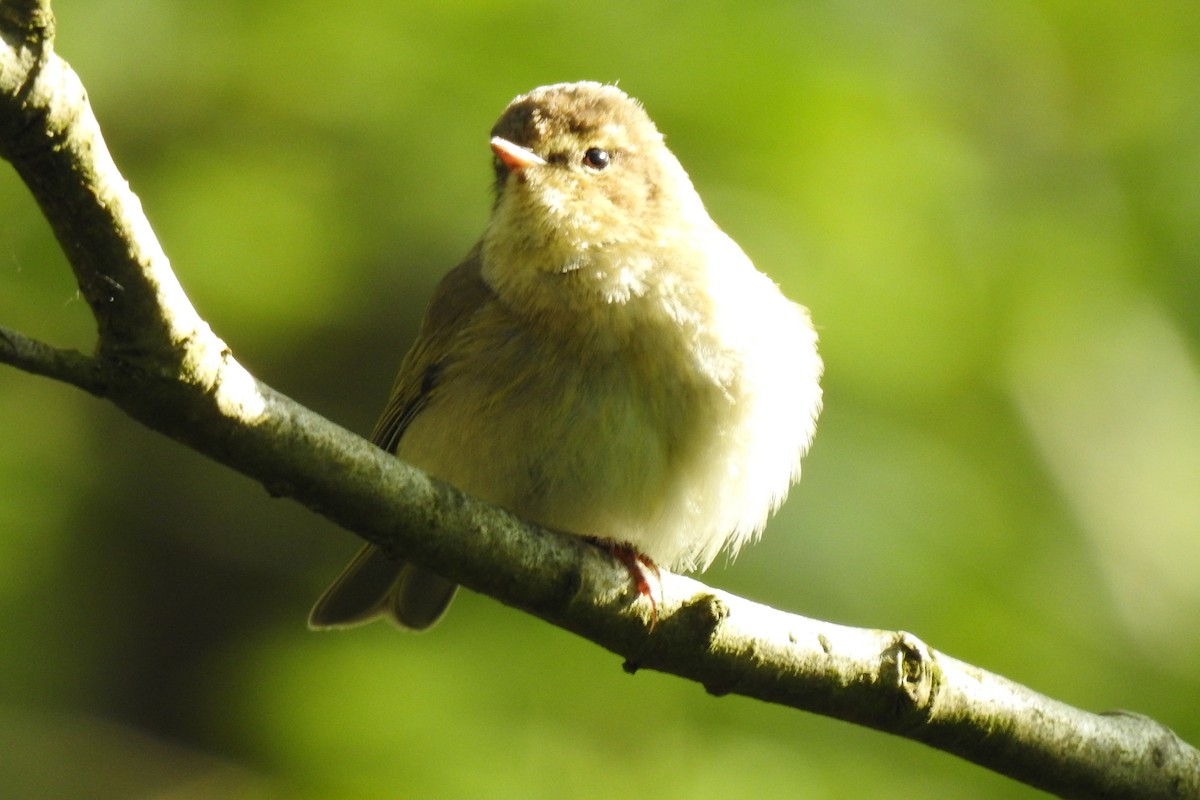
xmin=309 ymin=544 xmax=457 ymax=631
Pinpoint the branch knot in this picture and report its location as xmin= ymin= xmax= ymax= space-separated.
xmin=881 ymin=631 xmax=939 ymax=725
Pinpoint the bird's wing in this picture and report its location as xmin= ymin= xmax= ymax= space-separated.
xmin=370 ymin=245 xmax=494 ymax=453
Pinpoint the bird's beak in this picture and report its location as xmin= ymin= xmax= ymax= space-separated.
xmin=490 ymin=136 xmax=546 ymax=172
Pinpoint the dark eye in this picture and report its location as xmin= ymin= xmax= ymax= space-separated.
xmin=583 ymin=147 xmax=610 ymax=170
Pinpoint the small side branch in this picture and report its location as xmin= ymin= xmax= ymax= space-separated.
xmin=0 ymin=325 xmax=104 ymax=394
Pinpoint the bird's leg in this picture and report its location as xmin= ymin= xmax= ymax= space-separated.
xmin=585 ymin=537 xmax=662 ymax=628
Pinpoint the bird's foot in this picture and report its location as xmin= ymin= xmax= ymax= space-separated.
xmin=586 ymin=538 xmax=662 ymax=629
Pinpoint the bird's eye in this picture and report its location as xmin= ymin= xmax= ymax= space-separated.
xmin=583 ymin=147 xmax=610 ymax=170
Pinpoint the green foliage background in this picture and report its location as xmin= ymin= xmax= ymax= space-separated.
xmin=2 ymin=1 xmax=1199 ymax=797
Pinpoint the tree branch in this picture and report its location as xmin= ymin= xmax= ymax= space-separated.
xmin=1 ymin=4 xmax=1196 ymax=797
xmin=0 ymin=324 xmax=103 ymax=392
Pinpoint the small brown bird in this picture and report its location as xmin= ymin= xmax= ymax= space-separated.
xmin=309 ymin=81 xmax=822 ymax=630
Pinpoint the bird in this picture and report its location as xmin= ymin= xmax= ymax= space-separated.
xmin=309 ymin=81 xmax=822 ymax=631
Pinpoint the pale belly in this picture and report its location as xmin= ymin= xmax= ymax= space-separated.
xmin=395 ymin=325 xmax=731 ymax=566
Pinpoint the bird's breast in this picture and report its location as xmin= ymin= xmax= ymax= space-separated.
xmin=395 ymin=301 xmax=731 ymax=552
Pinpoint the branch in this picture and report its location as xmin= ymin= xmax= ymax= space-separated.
xmin=0 ymin=324 xmax=104 ymax=392
xmin=1 ymin=4 xmax=1196 ymax=797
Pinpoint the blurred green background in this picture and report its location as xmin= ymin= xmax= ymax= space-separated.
xmin=2 ymin=1 xmax=1199 ymax=797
